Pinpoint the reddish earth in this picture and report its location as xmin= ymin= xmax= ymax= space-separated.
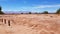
xmin=0 ymin=14 xmax=60 ymax=34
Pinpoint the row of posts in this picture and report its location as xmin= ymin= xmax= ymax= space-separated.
xmin=1 ymin=19 xmax=11 ymax=26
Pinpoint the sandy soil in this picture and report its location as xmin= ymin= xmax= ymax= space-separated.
xmin=0 ymin=14 xmax=60 ymax=34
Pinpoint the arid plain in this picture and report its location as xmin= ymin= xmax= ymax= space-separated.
xmin=0 ymin=14 xmax=60 ymax=34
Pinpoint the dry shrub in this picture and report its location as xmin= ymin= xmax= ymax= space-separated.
xmin=50 ymin=16 xmax=53 ymax=17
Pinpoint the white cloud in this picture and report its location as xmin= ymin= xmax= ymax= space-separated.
xmin=33 ymin=4 xmax=60 ymax=8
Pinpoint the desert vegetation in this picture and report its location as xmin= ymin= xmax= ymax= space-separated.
xmin=0 ymin=6 xmax=60 ymax=14
xmin=0 ymin=6 xmax=4 ymax=14
xmin=56 ymin=8 xmax=60 ymax=14
xmin=42 ymin=11 xmax=48 ymax=14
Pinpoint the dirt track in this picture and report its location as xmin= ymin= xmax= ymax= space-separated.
xmin=0 ymin=14 xmax=60 ymax=34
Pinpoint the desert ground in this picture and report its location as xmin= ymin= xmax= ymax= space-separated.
xmin=0 ymin=14 xmax=60 ymax=34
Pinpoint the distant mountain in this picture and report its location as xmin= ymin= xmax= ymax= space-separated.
xmin=4 ymin=11 xmax=35 ymax=14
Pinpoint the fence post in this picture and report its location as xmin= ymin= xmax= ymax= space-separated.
xmin=8 ymin=20 xmax=10 ymax=26
xmin=4 ymin=19 xmax=6 ymax=24
xmin=1 ymin=19 xmax=3 ymax=22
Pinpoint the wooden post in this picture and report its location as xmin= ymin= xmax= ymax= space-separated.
xmin=4 ymin=19 xmax=6 ymax=24
xmin=8 ymin=20 xmax=10 ymax=26
xmin=1 ymin=19 xmax=3 ymax=22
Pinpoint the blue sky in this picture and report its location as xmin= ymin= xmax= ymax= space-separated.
xmin=0 ymin=0 xmax=60 ymax=13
